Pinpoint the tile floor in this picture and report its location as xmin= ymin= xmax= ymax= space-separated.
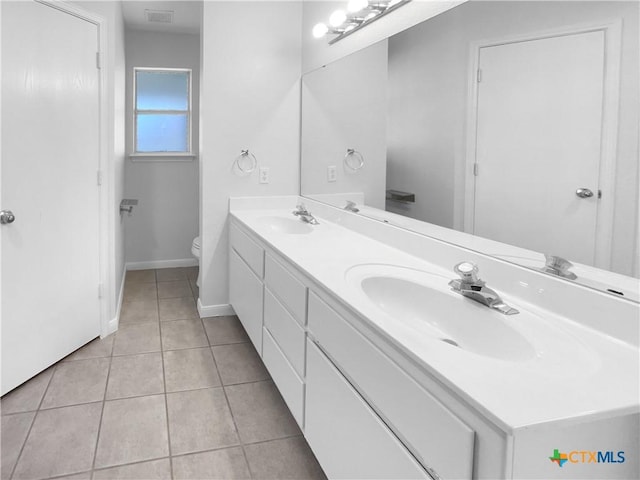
xmin=1 ymin=267 xmax=326 ymax=480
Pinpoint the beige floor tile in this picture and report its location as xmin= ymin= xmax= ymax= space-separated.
xmin=47 ymin=472 xmax=92 ymax=480
xmin=185 ymin=266 xmax=199 ymax=283
xmin=166 ymin=388 xmax=239 ymax=455
xmin=0 ymin=368 xmax=54 ymax=415
xmin=203 ymin=316 xmax=249 ymax=346
xmin=158 ymin=280 xmax=193 ymax=299
xmin=159 ymin=297 xmax=199 ymax=322
xmin=106 ymin=353 xmax=164 ymax=400
xmin=212 ymin=343 xmax=269 ymax=385
xmin=172 ymin=447 xmax=251 ymax=480
xmin=93 ymin=458 xmax=171 ymax=480
xmin=95 ymin=395 xmax=169 ymax=469
xmin=125 ymin=269 xmax=156 ymax=284
xmin=244 ymin=436 xmax=326 ymax=480
xmin=189 ymin=280 xmax=199 ymax=300
xmin=41 ymin=358 xmax=109 ymax=409
xmin=63 ymin=335 xmax=114 ymax=362
xmin=225 ymin=381 xmax=300 ymax=444
xmin=120 ymin=300 xmax=159 ymax=325
xmin=113 ymin=323 xmax=161 ymax=356
xmin=1 ymin=412 xmax=35 ymax=479
xmin=163 ymin=348 xmax=220 ymax=392
xmin=12 ymin=403 xmax=102 ymax=479
xmin=160 ymin=320 xmax=208 ymax=351
xmin=123 ymin=282 xmax=157 ymax=302
xmin=156 ymin=268 xmax=188 ymax=282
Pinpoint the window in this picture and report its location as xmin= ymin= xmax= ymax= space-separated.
xmin=133 ymin=68 xmax=192 ymax=155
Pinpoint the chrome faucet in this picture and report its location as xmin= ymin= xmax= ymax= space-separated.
xmin=449 ymin=262 xmax=519 ymax=315
xmin=541 ymin=254 xmax=577 ymax=280
xmin=292 ymin=203 xmax=319 ymax=225
xmin=344 ymin=200 xmax=360 ymax=213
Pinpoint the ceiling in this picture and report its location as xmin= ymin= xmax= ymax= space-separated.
xmin=121 ymin=1 xmax=203 ymax=35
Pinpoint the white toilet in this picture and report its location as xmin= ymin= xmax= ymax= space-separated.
xmin=191 ymin=236 xmax=201 ymax=286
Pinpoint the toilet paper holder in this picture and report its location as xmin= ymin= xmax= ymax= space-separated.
xmin=120 ymin=199 xmax=138 ymax=215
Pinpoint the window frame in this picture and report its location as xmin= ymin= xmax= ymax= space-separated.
xmin=131 ymin=67 xmax=194 ymax=158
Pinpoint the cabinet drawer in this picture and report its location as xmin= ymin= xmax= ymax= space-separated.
xmin=262 ymin=328 xmax=304 ymax=428
xmin=264 ymin=288 xmax=306 ymax=378
xmin=264 ymin=254 xmax=306 ymax=325
xmin=308 ymin=292 xmax=474 ymax=480
xmin=305 ymin=340 xmax=429 ymax=480
xmin=230 ymin=223 xmax=264 ymax=278
xmin=229 ymin=250 xmax=263 ymax=354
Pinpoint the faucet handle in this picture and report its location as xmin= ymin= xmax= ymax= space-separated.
xmin=294 ymin=203 xmax=307 ymax=214
xmin=543 ymin=254 xmax=577 ymax=279
xmin=453 ymin=262 xmax=480 ymax=284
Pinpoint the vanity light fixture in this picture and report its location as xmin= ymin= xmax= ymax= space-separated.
xmin=312 ymin=0 xmax=411 ymax=44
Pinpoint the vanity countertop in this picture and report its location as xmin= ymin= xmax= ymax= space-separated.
xmin=229 ymin=206 xmax=639 ymax=434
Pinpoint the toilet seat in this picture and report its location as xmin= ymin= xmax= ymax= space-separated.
xmin=191 ymin=236 xmax=201 ymax=257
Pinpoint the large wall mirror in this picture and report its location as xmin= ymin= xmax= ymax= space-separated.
xmin=301 ymin=0 xmax=639 ymax=301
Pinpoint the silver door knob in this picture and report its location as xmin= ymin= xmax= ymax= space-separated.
xmin=575 ymin=188 xmax=594 ymax=199
xmin=0 ymin=210 xmax=15 ymax=224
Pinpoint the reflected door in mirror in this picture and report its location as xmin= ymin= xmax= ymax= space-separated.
xmin=472 ymin=30 xmax=605 ymax=267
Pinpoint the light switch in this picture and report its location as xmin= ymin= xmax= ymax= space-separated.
xmin=259 ymin=167 xmax=270 ymax=184
xmin=327 ymin=165 xmax=337 ymax=182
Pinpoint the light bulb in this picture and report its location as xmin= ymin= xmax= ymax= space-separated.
xmin=329 ymin=9 xmax=347 ymax=27
xmin=364 ymin=10 xmax=379 ymax=21
xmin=312 ymin=22 xmax=329 ymax=38
xmin=347 ymin=0 xmax=368 ymax=13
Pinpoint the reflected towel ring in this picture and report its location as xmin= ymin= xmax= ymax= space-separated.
xmin=344 ymin=148 xmax=364 ymax=171
xmin=235 ymin=150 xmax=257 ymax=173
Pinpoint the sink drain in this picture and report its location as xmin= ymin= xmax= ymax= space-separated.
xmin=440 ymin=338 xmax=459 ymax=347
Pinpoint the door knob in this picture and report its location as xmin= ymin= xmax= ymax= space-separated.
xmin=0 ymin=210 xmax=16 ymax=224
xmin=575 ymin=188 xmax=594 ymax=199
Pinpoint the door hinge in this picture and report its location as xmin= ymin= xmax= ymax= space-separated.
xmin=97 ymin=170 xmax=103 ymax=186
xmin=96 ymin=52 xmax=102 ymax=70
xmin=473 ymin=163 xmax=479 ymax=176
xmin=477 ymin=68 xmax=482 ymax=83
xmin=98 ymin=283 xmax=104 ymax=298
xmin=598 ymin=189 xmax=602 ymax=199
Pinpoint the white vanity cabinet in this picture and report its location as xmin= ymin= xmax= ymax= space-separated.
xmin=305 ymin=339 xmax=430 ymax=480
xmin=228 ymin=218 xmax=502 ymax=479
xmin=229 ymin=224 xmax=264 ymax=354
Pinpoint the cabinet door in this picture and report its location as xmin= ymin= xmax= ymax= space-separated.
xmin=305 ymin=340 xmax=429 ymax=480
xmin=229 ymin=250 xmax=263 ymax=354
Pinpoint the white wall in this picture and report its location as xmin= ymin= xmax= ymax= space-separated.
xmin=124 ymin=30 xmax=200 ymax=267
xmin=386 ymin=0 xmax=639 ymax=276
xmin=301 ymin=40 xmax=388 ymax=209
xmin=200 ymin=1 xmax=302 ymax=313
xmin=72 ymin=0 xmax=126 ymax=329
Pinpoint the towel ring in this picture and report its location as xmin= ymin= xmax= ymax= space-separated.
xmin=344 ymin=149 xmax=364 ymax=171
xmin=235 ymin=150 xmax=257 ymax=173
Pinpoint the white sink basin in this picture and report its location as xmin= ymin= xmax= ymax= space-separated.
xmin=345 ymin=264 xmax=537 ymax=362
xmin=254 ymin=216 xmax=313 ymax=234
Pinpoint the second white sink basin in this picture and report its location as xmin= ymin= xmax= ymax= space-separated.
xmin=345 ymin=264 xmax=537 ymax=362
xmin=254 ymin=216 xmax=313 ymax=234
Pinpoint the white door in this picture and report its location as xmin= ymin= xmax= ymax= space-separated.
xmin=473 ymin=30 xmax=605 ymax=265
xmin=1 ymin=1 xmax=101 ymax=395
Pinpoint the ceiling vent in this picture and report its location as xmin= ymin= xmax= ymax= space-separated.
xmin=145 ymin=9 xmax=174 ymax=24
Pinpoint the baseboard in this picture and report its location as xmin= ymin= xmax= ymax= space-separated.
xmin=197 ymin=299 xmax=235 ymax=318
xmin=102 ymin=266 xmax=126 ymax=338
xmin=126 ymin=258 xmax=198 ymax=270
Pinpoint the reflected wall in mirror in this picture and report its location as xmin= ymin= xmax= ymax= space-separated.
xmin=301 ymin=0 xmax=640 ymax=301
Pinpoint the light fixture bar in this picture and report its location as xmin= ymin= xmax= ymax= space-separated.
xmin=328 ymin=0 xmax=412 ymax=44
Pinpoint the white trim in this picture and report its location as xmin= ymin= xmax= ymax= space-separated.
xmin=38 ymin=0 xmax=112 ymax=341
xmin=126 ymin=258 xmax=198 ymax=271
xmin=463 ymin=20 xmax=622 ymax=271
xmin=197 ymin=299 xmax=235 ymax=319
xmin=102 ymin=265 xmax=126 ymax=338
